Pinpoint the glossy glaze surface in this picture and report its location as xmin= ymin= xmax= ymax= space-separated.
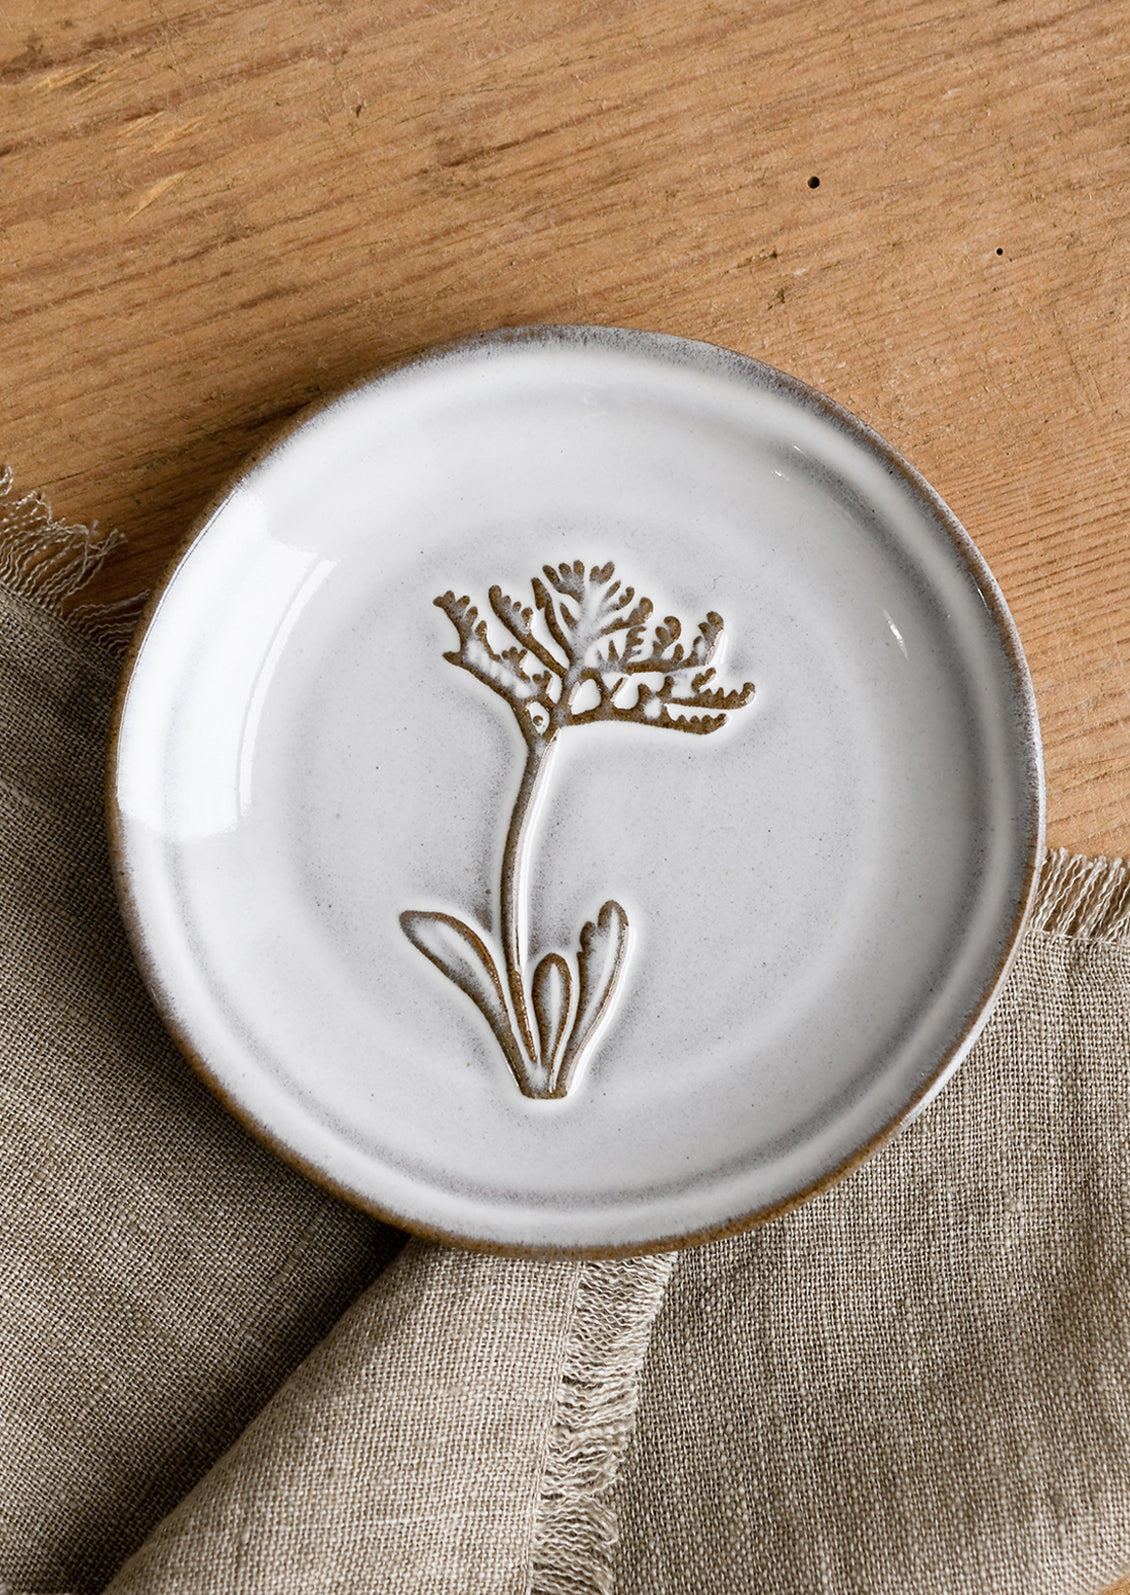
xmin=110 ymin=328 xmax=1044 ymax=1252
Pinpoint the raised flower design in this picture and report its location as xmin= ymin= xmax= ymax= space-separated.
xmin=401 ymin=560 xmax=755 ymax=1098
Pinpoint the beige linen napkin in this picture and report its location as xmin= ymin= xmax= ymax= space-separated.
xmin=0 ymin=472 xmax=405 ymax=1593
xmin=613 ymin=851 xmax=1130 ymax=1595
xmin=4 ymin=467 xmax=1130 ymax=1595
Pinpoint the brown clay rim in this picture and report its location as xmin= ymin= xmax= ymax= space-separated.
xmin=105 ymin=324 xmax=1046 ymax=1260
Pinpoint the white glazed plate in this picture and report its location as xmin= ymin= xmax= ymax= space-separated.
xmin=109 ymin=327 xmax=1044 ymax=1255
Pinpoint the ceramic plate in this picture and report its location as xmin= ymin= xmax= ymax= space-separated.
xmin=109 ymin=327 xmax=1044 ymax=1255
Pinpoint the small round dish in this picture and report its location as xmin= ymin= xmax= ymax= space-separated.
xmin=109 ymin=326 xmax=1044 ymax=1256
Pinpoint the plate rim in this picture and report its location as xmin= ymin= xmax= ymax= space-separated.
xmin=105 ymin=323 xmax=1047 ymax=1257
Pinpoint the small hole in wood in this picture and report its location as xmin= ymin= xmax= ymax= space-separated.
xmin=807 ymin=176 xmax=820 ymax=189
xmin=996 ymin=247 xmax=1004 ymax=255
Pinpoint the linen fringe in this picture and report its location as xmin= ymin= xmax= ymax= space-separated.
xmin=530 ymin=1253 xmax=674 ymax=1595
xmin=1032 ymin=847 xmax=1130 ymax=943
xmin=0 ymin=464 xmax=145 ymax=651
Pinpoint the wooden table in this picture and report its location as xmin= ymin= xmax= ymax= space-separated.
xmin=5 ymin=0 xmax=1130 ymax=859
xmin=4 ymin=2 xmax=1130 ymax=1588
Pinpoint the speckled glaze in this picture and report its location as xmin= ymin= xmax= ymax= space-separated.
xmin=108 ymin=326 xmax=1045 ymax=1255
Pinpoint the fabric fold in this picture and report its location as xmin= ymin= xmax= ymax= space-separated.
xmin=531 ymin=1254 xmax=674 ymax=1595
xmin=102 ymin=1247 xmax=672 ymax=1595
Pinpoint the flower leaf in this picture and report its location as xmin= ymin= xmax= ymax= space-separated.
xmin=553 ymin=900 xmax=630 ymax=1097
xmin=532 ymin=953 xmax=573 ymax=1084
xmin=399 ymin=910 xmax=533 ymax=1091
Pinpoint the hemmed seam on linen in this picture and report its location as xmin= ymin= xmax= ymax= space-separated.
xmin=1032 ymin=847 xmax=1130 ymax=943
xmin=529 ymin=1253 xmax=675 ymax=1595
xmin=0 ymin=464 xmax=147 ymax=652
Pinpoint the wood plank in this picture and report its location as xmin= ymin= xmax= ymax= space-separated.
xmin=3 ymin=0 xmax=1129 ymax=857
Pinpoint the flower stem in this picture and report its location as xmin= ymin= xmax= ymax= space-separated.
xmin=500 ymin=734 xmax=555 ymax=1074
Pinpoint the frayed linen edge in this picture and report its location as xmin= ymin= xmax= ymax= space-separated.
xmin=0 ymin=464 xmax=146 ymax=653
xmin=529 ymin=1252 xmax=675 ymax=1595
xmin=1033 ymin=847 xmax=1130 ymax=943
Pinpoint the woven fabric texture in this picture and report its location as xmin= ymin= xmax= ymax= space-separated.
xmin=102 ymin=1247 xmax=672 ymax=1595
xmin=612 ymin=854 xmax=1130 ymax=1595
xmin=0 ymin=576 xmax=404 ymax=1594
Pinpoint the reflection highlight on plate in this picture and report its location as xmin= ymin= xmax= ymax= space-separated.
xmin=116 ymin=488 xmax=337 ymax=841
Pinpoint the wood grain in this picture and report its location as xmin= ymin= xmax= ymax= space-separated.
xmin=3 ymin=0 xmax=1130 ymax=858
